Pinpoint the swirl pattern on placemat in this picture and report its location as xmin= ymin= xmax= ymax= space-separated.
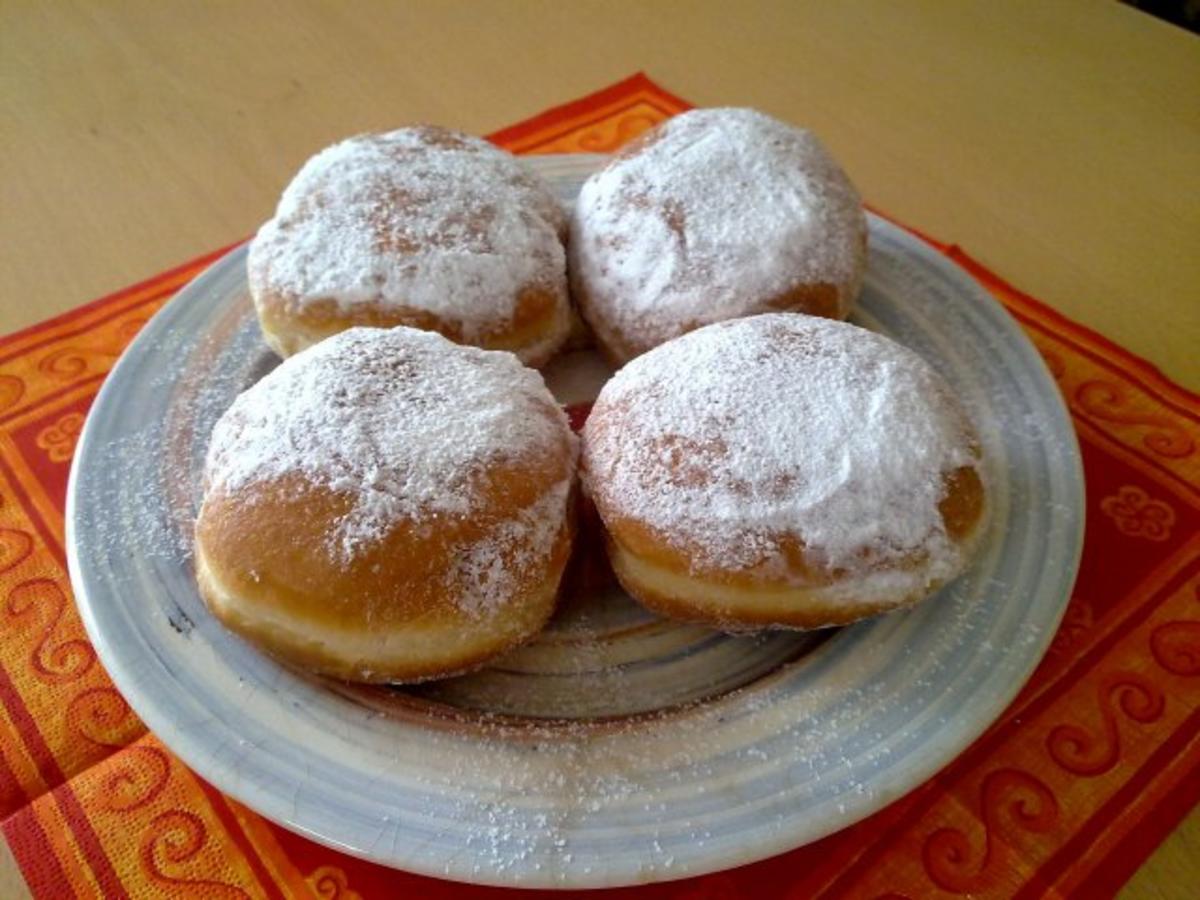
xmin=0 ymin=75 xmax=1195 ymax=898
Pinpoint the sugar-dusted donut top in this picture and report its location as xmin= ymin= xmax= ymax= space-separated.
xmin=204 ymin=327 xmax=576 ymax=583
xmin=571 ymin=108 xmax=867 ymax=352
xmin=248 ymin=126 xmax=567 ymax=340
xmin=581 ymin=313 xmax=982 ymax=582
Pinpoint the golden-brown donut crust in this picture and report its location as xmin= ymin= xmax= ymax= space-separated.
xmin=580 ymin=314 xmax=989 ymax=630
xmin=197 ymin=452 xmax=576 ymax=681
xmin=248 ymin=126 xmax=570 ymax=366
xmin=253 ymin=283 xmax=569 ymax=367
xmin=194 ymin=327 xmax=577 ymax=682
xmin=570 ymin=274 xmax=849 ymax=367
xmin=570 ymin=108 xmax=868 ymax=364
xmin=593 ymin=465 xmax=986 ymax=631
xmin=196 ymin=460 xmax=575 ymax=683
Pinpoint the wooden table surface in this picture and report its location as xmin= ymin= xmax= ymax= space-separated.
xmin=1 ymin=1 xmax=1196 ymax=896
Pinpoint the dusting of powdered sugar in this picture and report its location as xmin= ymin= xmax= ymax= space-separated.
xmin=581 ymin=313 xmax=982 ymax=583
xmin=570 ymin=108 xmax=867 ymax=354
xmin=204 ymin=327 xmax=576 ymax=575
xmin=449 ymin=478 xmax=572 ymax=619
xmin=248 ymin=126 xmax=567 ymax=340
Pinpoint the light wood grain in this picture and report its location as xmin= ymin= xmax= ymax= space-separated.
xmin=0 ymin=1 xmax=1196 ymax=895
xmin=0 ymin=842 xmax=33 ymax=900
xmin=1 ymin=0 xmax=1196 ymax=387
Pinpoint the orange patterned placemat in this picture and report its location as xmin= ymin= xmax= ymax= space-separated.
xmin=2 ymin=74 xmax=1198 ymax=899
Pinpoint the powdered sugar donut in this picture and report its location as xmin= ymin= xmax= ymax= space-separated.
xmin=581 ymin=314 xmax=987 ymax=630
xmin=248 ymin=127 xmax=570 ymax=366
xmin=570 ymin=108 xmax=867 ymax=363
xmin=195 ymin=327 xmax=577 ymax=682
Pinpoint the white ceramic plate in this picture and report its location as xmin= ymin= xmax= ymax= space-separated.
xmin=67 ymin=154 xmax=1084 ymax=888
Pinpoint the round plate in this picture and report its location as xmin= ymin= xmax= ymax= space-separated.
xmin=67 ymin=154 xmax=1084 ymax=888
